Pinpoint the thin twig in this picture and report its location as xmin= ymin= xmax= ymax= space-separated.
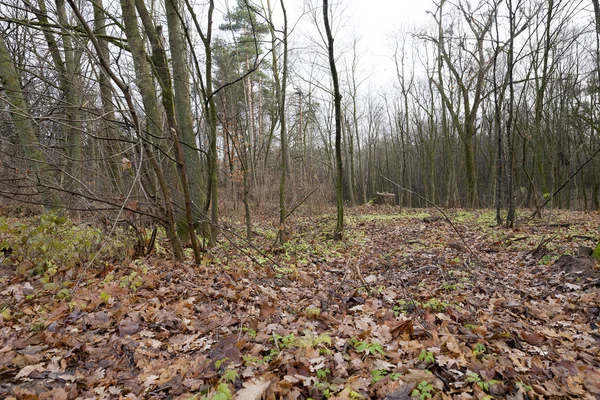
xmin=284 ymin=187 xmax=318 ymax=220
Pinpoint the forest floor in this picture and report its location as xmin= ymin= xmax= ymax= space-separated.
xmin=1 ymin=207 xmax=600 ymax=399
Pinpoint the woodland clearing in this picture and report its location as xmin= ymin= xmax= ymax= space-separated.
xmin=0 ymin=207 xmax=599 ymax=399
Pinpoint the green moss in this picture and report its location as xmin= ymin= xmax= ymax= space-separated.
xmin=592 ymin=242 xmax=600 ymax=264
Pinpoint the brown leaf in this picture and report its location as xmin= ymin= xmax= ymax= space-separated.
xmin=259 ymin=302 xmax=275 ymax=320
xmin=400 ymin=369 xmax=435 ymax=384
xmin=15 ymin=362 xmax=45 ymax=379
xmin=84 ymin=311 xmax=112 ymax=330
xmin=552 ymin=360 xmax=579 ymax=376
xmin=387 ymin=319 xmax=413 ymax=339
xmin=383 ymin=383 xmax=414 ymax=400
xmin=236 ymin=378 xmax=271 ymax=399
xmin=119 ymin=318 xmax=141 ymax=336
xmin=583 ymin=367 xmax=600 ymax=394
xmin=39 ymin=387 xmax=70 ymax=400
xmin=520 ymin=331 xmax=545 ymax=345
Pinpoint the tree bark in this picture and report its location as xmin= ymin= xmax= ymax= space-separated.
xmin=93 ymin=0 xmax=124 ymax=196
xmin=0 ymin=33 xmax=62 ymax=207
xmin=165 ymin=0 xmax=205 ymax=218
xmin=323 ymin=0 xmax=343 ymax=240
xmin=119 ymin=0 xmax=184 ymax=260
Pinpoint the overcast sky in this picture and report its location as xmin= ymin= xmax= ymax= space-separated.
xmin=344 ymin=0 xmax=430 ymax=83
xmin=288 ymin=0 xmax=433 ymax=87
xmin=216 ymin=0 xmax=433 ymax=86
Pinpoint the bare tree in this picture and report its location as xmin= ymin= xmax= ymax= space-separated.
xmin=323 ymin=0 xmax=343 ymax=239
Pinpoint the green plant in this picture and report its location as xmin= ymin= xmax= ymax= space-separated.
xmin=442 ymin=283 xmax=455 ymax=290
xmin=393 ymin=299 xmax=418 ymax=316
xmin=119 ymin=271 xmax=143 ymax=291
xmin=538 ymin=254 xmax=555 ymax=265
xmin=242 ymin=354 xmax=264 ymax=366
xmin=352 ymin=340 xmax=384 ymax=356
xmin=30 ymin=321 xmax=45 ymax=332
xmin=515 ymin=381 xmax=533 ymax=392
xmin=56 ymin=288 xmax=71 ymax=301
xmin=261 ymin=348 xmax=279 ymax=363
xmin=304 ymin=307 xmax=321 ymax=318
xmin=220 ymin=369 xmax=238 ymax=384
xmin=241 ymin=327 xmax=257 ymax=339
xmin=99 ymin=291 xmax=111 ymax=305
xmin=422 ymin=298 xmax=449 ymax=311
xmin=316 ymin=368 xmax=330 ymax=380
xmin=473 ymin=343 xmax=487 ymax=355
xmin=418 ymin=349 xmax=435 ymax=364
xmin=0 ymin=212 xmax=134 ymax=277
xmin=271 ymin=332 xmax=295 ymax=349
xmin=370 ymin=369 xmax=388 ymax=383
xmin=465 ymin=372 xmax=500 ymax=392
xmin=411 ymin=380 xmax=433 ymax=399
xmin=200 ymin=383 xmax=232 ymax=400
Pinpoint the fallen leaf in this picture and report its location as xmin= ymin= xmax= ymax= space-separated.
xmin=521 ymin=331 xmax=545 ymax=345
xmin=15 ymin=363 xmax=45 ymax=379
xmin=235 ymin=378 xmax=270 ymax=399
xmin=583 ymin=367 xmax=600 ymax=394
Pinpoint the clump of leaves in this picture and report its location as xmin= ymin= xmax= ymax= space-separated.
xmin=370 ymin=369 xmax=401 ymax=383
xmin=352 ymin=340 xmax=384 ymax=356
xmin=422 ymin=298 xmax=449 ymax=311
xmin=304 ymin=306 xmax=321 ymax=318
xmin=473 ymin=343 xmax=487 ymax=355
xmin=465 ymin=371 xmax=500 ymax=392
xmin=418 ymin=349 xmax=435 ymax=364
xmin=200 ymin=383 xmax=232 ymax=400
xmin=0 ymin=212 xmax=135 ymax=276
xmin=411 ymin=381 xmax=434 ymax=399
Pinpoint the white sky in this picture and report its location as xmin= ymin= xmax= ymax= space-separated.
xmin=216 ymin=0 xmax=433 ymax=86
xmin=342 ymin=0 xmax=431 ymax=85
xmin=281 ymin=0 xmax=432 ymax=87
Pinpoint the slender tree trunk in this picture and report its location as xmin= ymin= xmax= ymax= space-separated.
xmin=119 ymin=0 xmax=184 ymax=260
xmin=204 ymin=3 xmax=219 ymax=246
xmin=93 ymin=0 xmax=124 ymax=196
xmin=134 ymin=0 xmax=202 ymax=263
xmin=506 ymin=0 xmax=517 ymax=228
xmin=344 ymin=116 xmax=356 ymax=205
xmin=36 ymin=0 xmax=83 ymax=193
xmin=0 ymin=33 xmax=62 ymax=207
xmin=165 ymin=0 xmax=205 ymax=218
xmin=323 ymin=0 xmax=343 ymax=240
xmin=266 ymin=0 xmax=289 ymax=244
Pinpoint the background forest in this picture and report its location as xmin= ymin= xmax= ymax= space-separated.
xmin=2 ymin=2 xmax=600 ymax=399
xmin=0 ymin=0 xmax=599 ymax=249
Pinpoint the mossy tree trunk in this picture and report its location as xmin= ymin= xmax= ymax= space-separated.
xmin=0 ymin=33 xmax=62 ymax=208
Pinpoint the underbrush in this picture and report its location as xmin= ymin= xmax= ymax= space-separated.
xmin=0 ymin=211 xmax=135 ymax=277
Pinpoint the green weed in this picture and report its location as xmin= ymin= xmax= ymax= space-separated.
xmin=411 ymin=380 xmax=434 ymax=399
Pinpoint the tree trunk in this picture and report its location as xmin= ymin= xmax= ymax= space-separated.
xmin=323 ymin=0 xmax=343 ymax=240
xmin=165 ymin=0 xmax=206 ymax=219
xmin=119 ymin=0 xmax=184 ymax=260
xmin=0 ymin=33 xmax=62 ymax=207
xmin=93 ymin=0 xmax=124 ymax=196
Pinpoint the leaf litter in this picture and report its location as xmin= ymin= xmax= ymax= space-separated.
xmin=0 ymin=208 xmax=599 ymax=399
